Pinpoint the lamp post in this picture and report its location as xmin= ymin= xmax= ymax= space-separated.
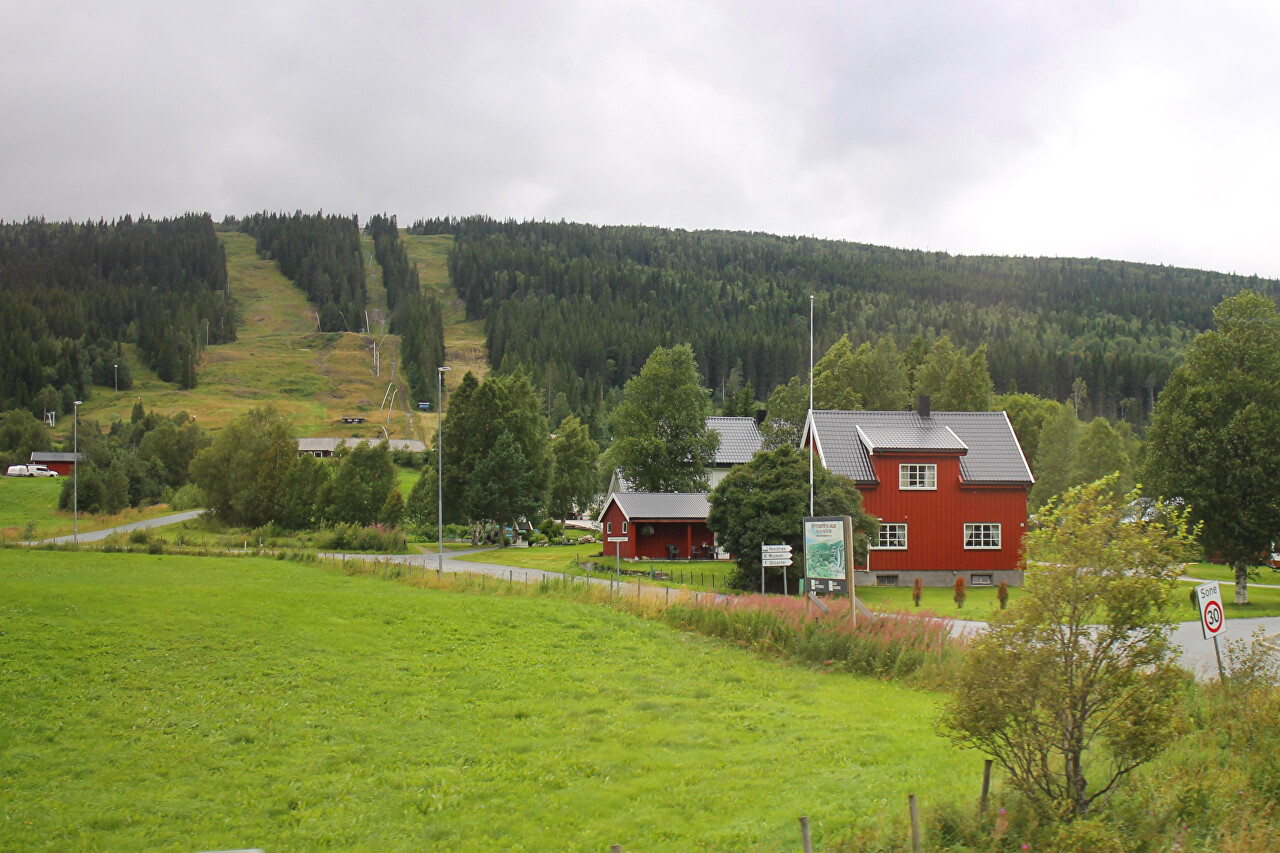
xmin=113 ymin=363 xmax=118 ymax=392
xmin=73 ymin=400 xmax=82 ymax=544
xmin=437 ymin=365 xmax=451 ymax=575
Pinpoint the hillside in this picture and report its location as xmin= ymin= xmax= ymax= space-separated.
xmin=73 ymin=232 xmax=443 ymax=440
xmin=415 ymin=216 xmax=1280 ymax=421
xmin=401 ymin=232 xmax=488 ymax=381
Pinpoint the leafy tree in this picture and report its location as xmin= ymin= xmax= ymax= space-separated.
xmin=101 ymin=459 xmax=129 ymax=515
xmin=760 ymin=375 xmax=808 ymax=450
xmin=380 ymin=489 xmax=405 ymax=528
xmin=189 ymin=407 xmax=296 ymax=527
xmin=1029 ymin=403 xmax=1082 ymax=510
xmin=707 ymin=444 xmax=877 ymax=591
xmin=916 ymin=338 xmax=995 ymax=411
xmin=441 ymin=371 xmax=550 ymax=527
xmin=1075 ymin=417 xmax=1132 ymax=499
xmin=404 ymin=454 xmax=439 ymax=532
xmin=276 ymin=454 xmax=331 ymax=530
xmin=548 ymin=414 xmax=598 ymax=519
xmin=609 ymin=344 xmax=718 ymax=493
xmin=0 ymin=409 xmax=51 ymax=468
xmin=812 ymin=335 xmax=910 ymax=412
xmin=138 ymin=419 xmax=210 ymax=490
xmin=319 ymin=442 xmax=395 ymax=527
xmin=945 ymin=478 xmax=1197 ymax=820
xmin=1144 ymin=291 xmax=1280 ymax=604
xmin=465 ymin=430 xmax=541 ymax=546
xmin=993 ymin=392 xmax=1059 ymax=470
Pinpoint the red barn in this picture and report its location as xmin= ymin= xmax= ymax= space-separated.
xmin=598 ymin=493 xmax=718 ymax=560
xmin=803 ymin=401 xmax=1033 ymax=587
xmin=28 ymin=452 xmax=80 ymax=477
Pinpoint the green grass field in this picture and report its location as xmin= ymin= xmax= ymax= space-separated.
xmin=457 ymin=544 xmax=739 ymax=589
xmin=0 ymin=477 xmax=175 ymax=541
xmin=0 ymin=549 xmax=974 ymax=851
xmin=1181 ymin=561 xmax=1280 ymax=586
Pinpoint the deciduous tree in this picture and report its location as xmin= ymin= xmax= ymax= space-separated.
xmin=609 ymin=344 xmax=718 ymax=493
xmin=707 ymin=444 xmax=876 ymax=590
xmin=946 ymin=478 xmax=1197 ymax=820
xmin=1144 ymin=291 xmax=1280 ymax=604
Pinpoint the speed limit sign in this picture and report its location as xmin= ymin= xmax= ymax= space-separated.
xmin=1196 ymin=581 xmax=1226 ymax=640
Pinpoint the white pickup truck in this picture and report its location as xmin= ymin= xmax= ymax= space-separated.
xmin=5 ymin=465 xmax=58 ymax=477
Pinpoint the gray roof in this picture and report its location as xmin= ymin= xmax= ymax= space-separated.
xmin=297 ymin=437 xmax=427 ymax=453
xmin=806 ymin=410 xmax=1033 ymax=486
xmin=707 ymin=417 xmax=763 ymax=465
xmin=30 ymin=452 xmax=81 ymax=463
xmin=600 ymin=492 xmax=711 ymax=521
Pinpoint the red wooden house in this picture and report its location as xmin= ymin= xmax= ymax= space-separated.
xmin=803 ymin=398 xmax=1034 ymax=587
xmin=28 ymin=452 xmax=80 ymax=477
xmin=598 ymin=493 xmax=718 ymax=560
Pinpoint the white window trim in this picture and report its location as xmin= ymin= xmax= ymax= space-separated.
xmin=872 ymin=523 xmax=908 ymax=550
xmin=899 ymin=463 xmax=937 ymax=491
xmin=622 ymin=521 xmax=628 ymax=534
xmin=606 ymin=521 xmax=612 ymax=534
xmin=964 ymin=523 xmax=1002 ymax=550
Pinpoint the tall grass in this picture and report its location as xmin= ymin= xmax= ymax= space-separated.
xmin=661 ymin=594 xmax=961 ymax=684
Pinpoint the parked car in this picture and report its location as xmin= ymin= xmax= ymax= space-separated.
xmin=4 ymin=465 xmax=58 ymax=477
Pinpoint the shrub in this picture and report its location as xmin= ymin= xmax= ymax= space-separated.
xmin=952 ymin=576 xmax=966 ymax=609
xmin=912 ymin=577 xmax=923 ymax=607
xmin=170 ymin=483 xmax=206 ymax=511
xmin=997 ymin=580 xmax=1009 ymax=609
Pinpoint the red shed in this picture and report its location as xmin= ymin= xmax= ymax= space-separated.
xmin=29 ymin=451 xmax=81 ymax=477
xmin=598 ymin=492 xmax=719 ymax=560
xmin=803 ymin=402 xmax=1033 ymax=588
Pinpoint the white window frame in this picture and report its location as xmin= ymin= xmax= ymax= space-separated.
xmin=899 ymin=464 xmax=937 ymax=490
xmin=970 ymin=574 xmax=993 ymax=586
xmin=622 ymin=521 xmax=628 ymax=534
xmin=606 ymin=521 xmax=612 ymax=534
xmin=964 ymin=523 xmax=1002 ymax=550
xmin=872 ymin=523 xmax=908 ymax=550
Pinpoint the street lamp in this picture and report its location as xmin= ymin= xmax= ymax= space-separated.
xmin=73 ymin=400 xmax=82 ymax=544
xmin=437 ymin=365 xmax=451 ymax=575
xmin=113 ymin=363 xmax=118 ymax=393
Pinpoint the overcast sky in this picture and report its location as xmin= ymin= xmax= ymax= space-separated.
xmin=3 ymin=0 xmax=1278 ymax=277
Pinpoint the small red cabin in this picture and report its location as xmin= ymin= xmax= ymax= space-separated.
xmin=598 ymin=493 xmax=719 ymax=560
xmin=803 ymin=403 xmax=1033 ymax=587
xmin=29 ymin=452 xmax=80 ymax=477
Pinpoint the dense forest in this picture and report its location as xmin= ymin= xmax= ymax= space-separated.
xmin=412 ymin=216 xmax=1278 ymax=424
xmin=365 ymin=215 xmax=445 ymax=407
xmin=0 ymin=214 xmax=234 ymax=413
xmin=241 ymin=211 xmax=366 ymax=332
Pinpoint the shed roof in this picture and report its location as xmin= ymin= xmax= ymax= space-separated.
xmin=297 ymin=437 xmax=427 ymax=453
xmin=599 ymin=492 xmax=711 ymax=522
xmin=30 ymin=452 xmax=81 ymax=463
xmin=805 ymin=410 xmax=1033 ymax=486
xmin=707 ymin=416 xmax=763 ymax=465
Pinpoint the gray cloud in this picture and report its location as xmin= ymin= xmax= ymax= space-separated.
xmin=2 ymin=0 xmax=1278 ymax=276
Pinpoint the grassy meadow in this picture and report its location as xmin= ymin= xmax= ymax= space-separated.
xmin=0 ymin=549 xmax=976 ymax=852
xmin=0 ymin=477 xmax=175 ymax=541
xmin=401 ymin=233 xmax=489 ymax=382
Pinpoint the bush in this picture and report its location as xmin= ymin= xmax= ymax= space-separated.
xmin=170 ymin=483 xmax=206 ymax=511
xmin=313 ymin=523 xmax=405 ymax=553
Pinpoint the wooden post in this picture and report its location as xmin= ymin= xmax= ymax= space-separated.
xmin=979 ymin=759 xmax=993 ymax=815
xmin=799 ymin=816 xmax=812 ymax=853
xmin=909 ymin=794 xmax=921 ymax=853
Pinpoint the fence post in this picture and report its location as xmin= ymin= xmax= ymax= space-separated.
xmin=979 ymin=758 xmax=993 ymax=815
xmin=799 ymin=816 xmax=812 ymax=853
xmin=909 ymin=794 xmax=921 ymax=853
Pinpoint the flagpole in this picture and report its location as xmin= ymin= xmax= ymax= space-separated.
xmin=809 ymin=294 xmax=814 ymax=516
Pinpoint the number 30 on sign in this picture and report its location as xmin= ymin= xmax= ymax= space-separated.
xmin=1196 ymin=581 xmax=1226 ymax=640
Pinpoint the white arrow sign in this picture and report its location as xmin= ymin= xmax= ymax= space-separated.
xmin=762 ymin=557 xmax=793 ymax=567
xmin=761 ymin=544 xmax=793 ymax=555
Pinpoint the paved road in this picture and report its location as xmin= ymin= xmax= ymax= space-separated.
xmin=39 ymin=509 xmax=206 ymax=545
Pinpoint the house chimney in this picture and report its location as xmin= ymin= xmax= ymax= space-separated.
xmin=917 ymin=394 xmax=931 ymax=418
xmin=753 ymin=408 xmax=766 ymax=426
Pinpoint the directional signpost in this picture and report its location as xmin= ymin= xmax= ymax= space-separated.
xmin=1196 ymin=581 xmax=1228 ymax=683
xmin=761 ymin=544 xmax=793 ymax=594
